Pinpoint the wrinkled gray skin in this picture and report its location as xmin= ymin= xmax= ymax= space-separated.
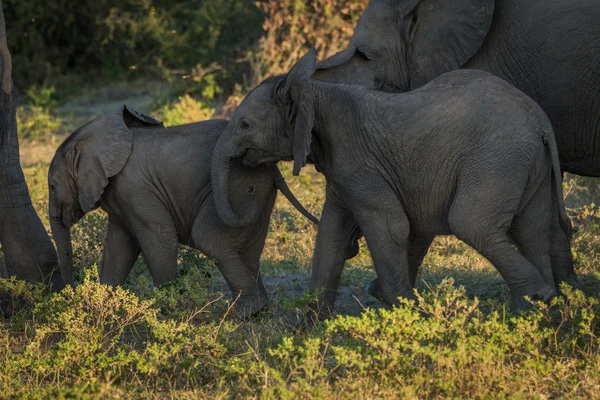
xmin=313 ymin=0 xmax=600 ymax=177
xmin=0 ymin=0 xmax=62 ymax=311
xmin=49 ymin=107 xmax=317 ymax=316
xmin=212 ymin=49 xmax=579 ymax=316
xmin=311 ymin=0 xmax=599 ymax=302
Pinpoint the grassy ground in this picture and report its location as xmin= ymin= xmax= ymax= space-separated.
xmin=2 ymin=83 xmax=600 ymax=398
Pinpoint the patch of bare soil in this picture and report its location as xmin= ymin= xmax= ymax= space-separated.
xmin=56 ymin=80 xmax=167 ymax=118
xmin=265 ymin=272 xmax=382 ymax=315
xmin=20 ymin=136 xmax=64 ymax=167
xmin=211 ymin=272 xmax=383 ymax=325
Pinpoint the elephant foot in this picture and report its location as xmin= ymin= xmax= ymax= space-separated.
xmin=365 ymin=279 xmax=384 ymax=302
xmin=233 ymin=292 xmax=268 ymax=319
xmin=558 ymin=275 xmax=585 ymax=292
xmin=304 ymin=301 xmax=335 ymax=327
xmin=510 ymin=283 xmax=557 ymax=312
xmin=366 ymin=278 xmax=415 ymax=306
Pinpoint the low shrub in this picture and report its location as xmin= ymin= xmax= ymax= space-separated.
xmin=156 ymin=94 xmax=215 ymax=126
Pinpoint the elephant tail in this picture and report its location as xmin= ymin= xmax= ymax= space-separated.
xmin=544 ymin=129 xmax=572 ymax=238
xmin=273 ymin=166 xmax=319 ymax=225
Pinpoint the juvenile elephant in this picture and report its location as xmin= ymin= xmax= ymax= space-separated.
xmin=48 ymin=106 xmax=317 ymax=316
xmin=211 ymin=49 xmax=578 ymax=313
xmin=314 ymin=0 xmax=600 ymax=177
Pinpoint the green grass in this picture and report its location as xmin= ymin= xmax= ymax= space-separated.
xmin=3 ymin=100 xmax=600 ymax=398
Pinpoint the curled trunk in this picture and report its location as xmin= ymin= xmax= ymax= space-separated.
xmin=211 ymin=141 xmax=261 ymax=228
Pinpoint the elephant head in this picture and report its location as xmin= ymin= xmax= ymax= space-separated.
xmin=48 ymin=106 xmax=162 ymax=285
xmin=211 ymin=49 xmax=318 ymax=224
xmin=313 ymin=0 xmax=494 ymax=91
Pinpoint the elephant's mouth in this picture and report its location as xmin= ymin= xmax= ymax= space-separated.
xmin=241 ymin=148 xmax=279 ymax=168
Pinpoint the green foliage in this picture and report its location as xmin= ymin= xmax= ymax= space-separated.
xmin=4 ymin=267 xmax=600 ymax=398
xmin=156 ymin=94 xmax=215 ymax=126
xmin=4 ymin=0 xmax=264 ymax=90
xmin=16 ymin=105 xmax=62 ymax=140
xmin=0 ymin=267 xmax=243 ymax=397
xmin=259 ymin=280 xmax=600 ymax=398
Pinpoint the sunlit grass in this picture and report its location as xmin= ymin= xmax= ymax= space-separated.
xmin=3 ymin=95 xmax=600 ymax=398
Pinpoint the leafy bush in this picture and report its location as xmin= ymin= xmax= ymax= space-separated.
xmin=257 ymin=280 xmax=600 ymax=399
xmin=218 ymin=0 xmax=368 ymax=113
xmin=156 ymin=94 xmax=215 ymax=126
xmin=16 ymin=105 xmax=62 ymax=140
xmin=253 ymin=0 xmax=368 ymax=80
xmin=3 ymin=271 xmax=600 ymax=398
xmin=0 ymin=267 xmax=244 ymax=397
xmin=4 ymin=0 xmax=264 ymax=89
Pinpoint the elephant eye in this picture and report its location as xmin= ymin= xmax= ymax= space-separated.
xmin=240 ymin=119 xmax=251 ymax=130
xmin=50 ymin=184 xmax=56 ymax=192
xmin=246 ymin=185 xmax=255 ymax=194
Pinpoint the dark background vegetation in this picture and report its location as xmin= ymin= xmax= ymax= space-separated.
xmin=5 ymin=0 xmax=264 ymax=92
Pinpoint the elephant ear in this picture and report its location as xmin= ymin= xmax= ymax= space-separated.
xmin=122 ymin=105 xmax=164 ymax=129
xmin=67 ymin=113 xmax=133 ymax=212
xmin=408 ymin=0 xmax=494 ymax=89
xmin=285 ymin=48 xmax=317 ymax=176
xmin=316 ymin=46 xmax=367 ymax=71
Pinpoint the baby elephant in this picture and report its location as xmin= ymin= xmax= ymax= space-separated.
xmin=48 ymin=106 xmax=317 ymax=316
xmin=211 ymin=49 xmax=580 ymax=313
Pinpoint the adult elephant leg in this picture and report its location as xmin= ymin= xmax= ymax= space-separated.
xmin=307 ymin=185 xmax=360 ymax=320
xmin=366 ymin=231 xmax=434 ymax=301
xmin=99 ymin=216 xmax=140 ymax=286
xmin=0 ymin=72 xmax=60 ymax=289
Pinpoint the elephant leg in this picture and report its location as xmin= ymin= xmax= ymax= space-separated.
xmin=454 ymin=224 xmax=556 ymax=311
xmin=366 ymin=231 xmax=434 ymax=301
xmin=308 ymin=186 xmax=360 ymax=319
xmin=214 ymin=251 xmax=268 ymax=317
xmin=352 ymin=200 xmax=414 ymax=307
xmin=129 ymin=209 xmax=179 ymax=287
xmin=99 ymin=216 xmax=140 ymax=286
xmin=190 ymin=215 xmax=268 ymax=317
xmin=240 ymin=230 xmax=269 ymax=306
xmin=508 ymin=183 xmax=556 ymax=290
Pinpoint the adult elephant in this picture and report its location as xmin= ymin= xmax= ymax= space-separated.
xmin=0 ymin=0 xmax=62 ymax=292
xmin=314 ymin=0 xmax=600 ymax=176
